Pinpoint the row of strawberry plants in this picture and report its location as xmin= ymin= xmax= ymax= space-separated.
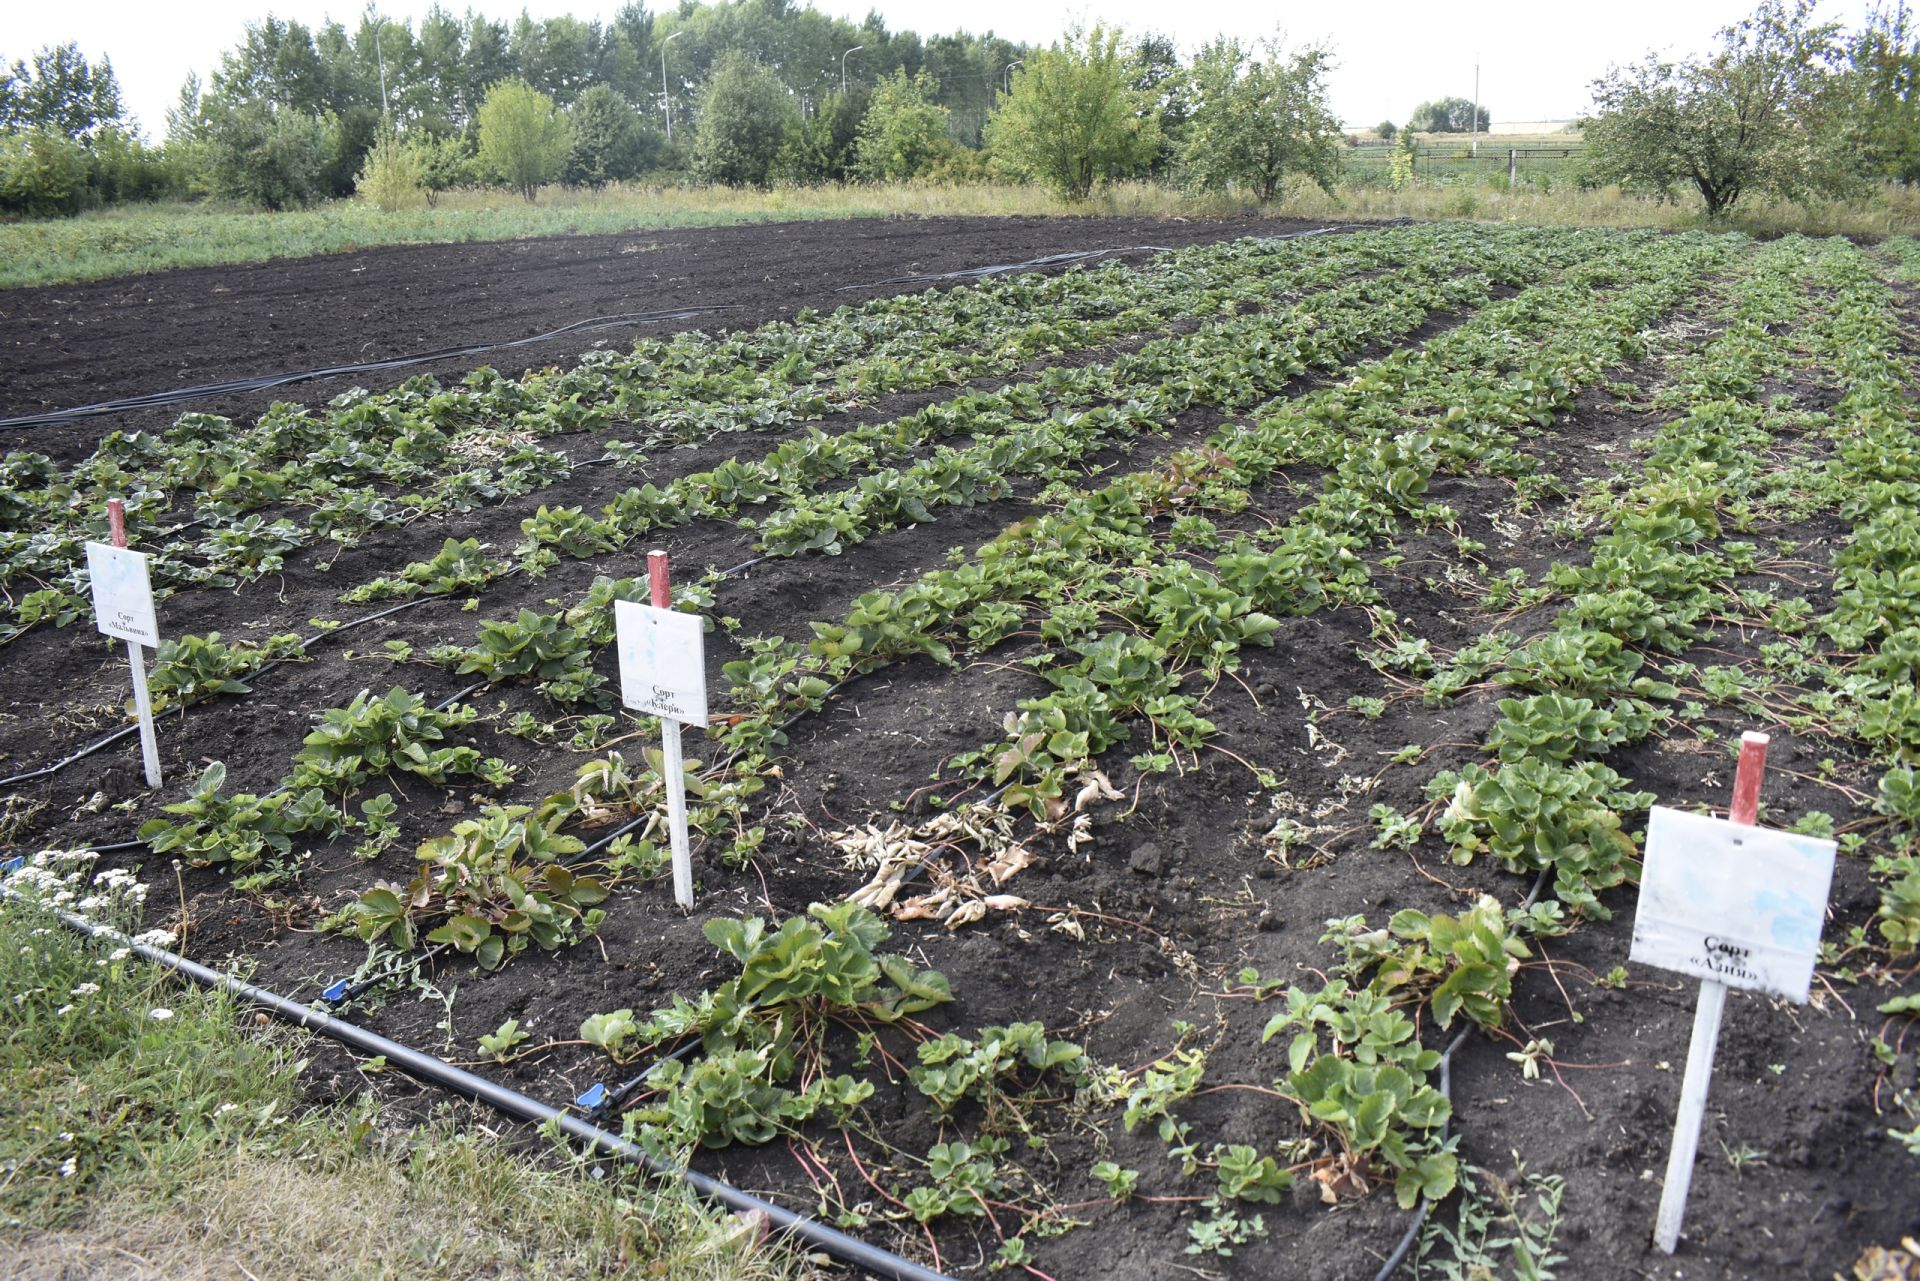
xmin=1403 ymin=235 xmax=1834 ymax=916
xmin=1067 ymin=237 xmax=1851 ymax=1226
xmin=1 ymin=231 xmax=1382 ymax=644
xmin=1800 ymin=239 xmax=1920 ymax=973
xmin=353 ymin=225 xmax=1516 ymax=598
xmin=936 ymin=232 xmax=1740 ymax=822
xmin=1349 ymin=234 xmax=1915 ymax=1204
xmin=907 ymin=233 xmax=1748 ymax=1212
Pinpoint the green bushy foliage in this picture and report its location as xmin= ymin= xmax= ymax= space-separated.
xmin=853 ymin=70 xmax=952 ymax=182
xmin=477 ymin=79 xmax=570 ymax=202
xmin=691 ymin=53 xmax=796 ymax=188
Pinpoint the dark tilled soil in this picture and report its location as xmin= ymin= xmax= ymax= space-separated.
xmin=2 ymin=218 xmax=1913 ymax=1281
xmin=0 ymin=213 xmax=1335 ymax=459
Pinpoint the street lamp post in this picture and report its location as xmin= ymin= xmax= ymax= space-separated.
xmin=1003 ymin=60 xmax=1022 ymax=94
xmin=662 ymin=30 xmax=685 ymax=141
xmin=840 ymin=45 xmax=864 ymax=96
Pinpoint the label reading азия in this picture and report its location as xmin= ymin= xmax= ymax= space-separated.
xmin=1629 ymin=805 xmax=1836 ymax=1004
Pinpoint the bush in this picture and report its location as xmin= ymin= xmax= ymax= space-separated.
xmin=415 ymin=134 xmax=477 ymax=205
xmin=853 ymin=70 xmax=952 ymax=182
xmin=355 ymin=125 xmax=427 ymax=211
xmin=1584 ymin=0 xmax=1859 ymax=215
xmin=0 ymin=129 xmax=93 ymax=216
xmin=777 ymin=89 xmax=864 ymax=182
xmin=691 ymin=54 xmax=796 ymax=188
xmin=477 ymin=79 xmax=570 ymax=202
xmin=1179 ymin=36 xmax=1342 ymax=202
xmin=205 ymin=100 xmax=339 ymax=211
xmin=566 ymin=84 xmax=655 ymax=186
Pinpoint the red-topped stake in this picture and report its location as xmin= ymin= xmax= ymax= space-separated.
xmin=1729 ymin=731 xmax=1768 ymax=826
xmin=88 ymin=499 xmax=162 ymax=788
xmin=643 ymin=548 xmax=694 ymax=910
xmin=648 ymin=549 xmax=671 ymax=610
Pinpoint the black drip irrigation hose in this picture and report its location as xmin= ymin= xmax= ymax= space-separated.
xmin=8 ymin=681 xmax=487 ymax=880
xmin=0 ymin=595 xmax=445 ymax=790
xmin=3 ymin=885 xmax=955 ymax=1281
xmin=1369 ymin=867 xmax=1553 ymax=1281
xmin=0 ymin=308 xmax=721 ymax=432
xmin=576 ymin=1036 xmax=701 ymax=1118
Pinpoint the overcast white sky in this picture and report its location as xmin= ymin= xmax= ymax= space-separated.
xmin=7 ymin=0 xmax=1884 ymax=141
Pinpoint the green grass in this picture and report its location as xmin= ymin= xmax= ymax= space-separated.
xmin=0 ymin=181 xmax=1176 ymax=290
xmin=4 ymin=178 xmax=1918 ymax=291
xmin=0 ymin=853 xmax=792 ymax=1281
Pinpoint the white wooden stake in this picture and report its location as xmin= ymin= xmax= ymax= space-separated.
xmin=650 ymin=551 xmax=695 ymax=911
xmin=1653 ymin=730 xmax=1768 ymax=1253
xmin=661 ymin=716 xmax=693 ymax=910
xmin=125 ymin=636 xmax=163 ymax=789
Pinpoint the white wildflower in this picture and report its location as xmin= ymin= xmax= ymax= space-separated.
xmin=69 ymin=983 xmax=100 ymax=998
xmin=148 ymin=1007 xmax=173 ymax=1021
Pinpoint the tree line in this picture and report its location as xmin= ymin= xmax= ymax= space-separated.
xmin=3 ymin=0 xmax=1919 ymax=219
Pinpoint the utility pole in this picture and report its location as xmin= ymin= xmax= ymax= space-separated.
xmin=1003 ymin=60 xmax=1022 ymax=94
xmin=1471 ymin=59 xmax=1480 ymax=157
xmin=662 ymin=30 xmax=684 ymax=141
xmin=840 ymin=45 xmax=863 ymax=96
xmin=374 ymin=21 xmax=390 ymax=123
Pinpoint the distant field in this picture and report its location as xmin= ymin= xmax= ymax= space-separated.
xmin=3 ymin=176 xmax=1917 ymax=290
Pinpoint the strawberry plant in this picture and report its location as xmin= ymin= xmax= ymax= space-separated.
xmin=288 ymin=686 xmax=506 ymax=796
xmin=146 ymin=630 xmax=307 ymax=711
xmin=1436 ymin=760 xmax=1653 ymax=917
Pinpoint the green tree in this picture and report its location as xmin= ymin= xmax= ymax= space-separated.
xmin=1584 ymin=0 xmax=1860 ymax=214
xmin=853 ymin=70 xmax=951 ymax=181
xmin=203 ymin=99 xmax=339 ymax=209
xmin=1849 ymin=1 xmax=1920 ymax=184
xmin=690 ymin=53 xmax=795 ymax=187
xmin=984 ymin=24 xmax=1160 ymax=200
xmin=566 ymin=83 xmax=651 ymax=184
xmin=1376 ymin=119 xmax=1397 ymax=141
xmin=414 ymin=132 xmax=476 ymax=205
xmin=0 ymin=43 xmax=123 ymax=140
xmin=778 ymin=89 xmax=865 ymax=181
xmin=1179 ymin=35 xmax=1342 ymax=201
xmin=1128 ymin=31 xmax=1192 ymax=175
xmin=1408 ymin=96 xmax=1487 ymax=133
xmin=476 ymin=77 xmax=570 ymax=200
xmin=0 ymin=130 xmax=92 ymax=215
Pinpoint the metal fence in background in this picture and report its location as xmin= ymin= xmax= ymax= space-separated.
xmin=1343 ymin=140 xmax=1588 ymax=191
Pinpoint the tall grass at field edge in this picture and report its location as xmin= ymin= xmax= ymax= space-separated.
xmin=3 ymin=179 xmax=1918 ymax=290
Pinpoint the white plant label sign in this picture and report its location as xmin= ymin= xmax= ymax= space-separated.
xmin=85 ymin=541 xmax=158 ymax=646
xmin=1630 ymin=805 xmax=1836 ymax=1004
xmin=614 ymin=599 xmax=707 ymax=725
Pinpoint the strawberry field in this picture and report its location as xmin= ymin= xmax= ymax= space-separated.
xmin=5 ymin=219 xmax=1920 ymax=1280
